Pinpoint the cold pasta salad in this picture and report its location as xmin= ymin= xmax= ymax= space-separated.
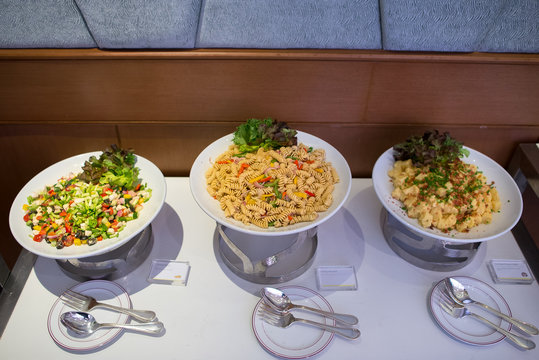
xmin=205 ymin=118 xmax=339 ymax=228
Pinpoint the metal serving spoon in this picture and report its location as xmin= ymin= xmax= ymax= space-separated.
xmin=445 ymin=277 xmax=538 ymax=336
xmin=60 ymin=311 xmax=164 ymax=336
xmin=261 ymin=287 xmax=359 ymax=325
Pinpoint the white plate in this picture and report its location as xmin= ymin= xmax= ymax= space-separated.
xmin=372 ymin=147 xmax=523 ymax=243
xmin=48 ymin=280 xmax=132 ymax=351
xmin=9 ymin=151 xmax=166 ymax=259
xmin=429 ymin=276 xmax=512 ymax=346
xmin=252 ymin=286 xmax=335 ymax=359
xmin=190 ymin=132 xmax=352 ymax=236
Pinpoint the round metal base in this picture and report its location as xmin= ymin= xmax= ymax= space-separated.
xmin=56 ymin=225 xmax=153 ymax=280
xmin=382 ymin=210 xmax=480 ymax=271
xmin=217 ymin=225 xmax=318 ymax=284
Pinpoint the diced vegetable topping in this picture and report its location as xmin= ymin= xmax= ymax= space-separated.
xmin=23 ymin=146 xmax=151 ymax=249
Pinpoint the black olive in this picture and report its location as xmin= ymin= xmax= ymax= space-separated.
xmin=56 ymin=240 xmax=64 ymax=249
xmin=80 ymin=235 xmax=88 ymax=240
xmin=88 ymin=238 xmax=97 ymax=246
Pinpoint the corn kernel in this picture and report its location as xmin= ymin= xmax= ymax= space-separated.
xmin=74 ymin=238 xmax=81 ymax=246
xmin=33 ymin=225 xmax=41 ymax=231
xmin=22 ymin=204 xmax=29 ymax=211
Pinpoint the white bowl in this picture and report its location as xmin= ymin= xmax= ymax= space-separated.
xmin=372 ymin=147 xmax=522 ymax=243
xmin=189 ymin=132 xmax=351 ymax=236
xmin=9 ymin=152 xmax=166 ymax=259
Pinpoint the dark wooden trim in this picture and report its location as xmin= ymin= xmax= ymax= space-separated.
xmin=1 ymin=48 xmax=538 ymax=64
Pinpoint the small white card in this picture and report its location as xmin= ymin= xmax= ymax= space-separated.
xmin=148 ymin=260 xmax=191 ymax=286
xmin=488 ymin=259 xmax=534 ymax=284
xmin=316 ymin=266 xmax=357 ymax=291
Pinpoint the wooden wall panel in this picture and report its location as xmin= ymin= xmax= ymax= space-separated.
xmin=0 ymin=59 xmax=372 ymax=123
xmin=366 ymin=62 xmax=539 ymax=126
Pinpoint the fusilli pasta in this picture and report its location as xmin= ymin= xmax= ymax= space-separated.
xmin=206 ymin=143 xmax=339 ymax=228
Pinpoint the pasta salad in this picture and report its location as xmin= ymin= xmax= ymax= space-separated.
xmin=205 ymin=119 xmax=339 ymax=228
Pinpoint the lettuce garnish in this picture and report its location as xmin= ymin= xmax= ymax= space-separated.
xmin=78 ymin=144 xmax=140 ymax=190
xmin=232 ymin=118 xmax=297 ymax=155
xmin=393 ymin=130 xmax=470 ymax=167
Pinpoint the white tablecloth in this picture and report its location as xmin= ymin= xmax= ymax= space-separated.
xmin=1 ymin=178 xmax=538 ymax=359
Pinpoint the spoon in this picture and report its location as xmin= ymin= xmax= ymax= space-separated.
xmin=445 ymin=277 xmax=538 ymax=336
xmin=261 ymin=287 xmax=359 ymax=325
xmin=60 ymin=311 xmax=164 ymax=336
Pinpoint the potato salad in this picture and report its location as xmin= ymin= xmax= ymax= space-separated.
xmin=389 ymin=131 xmax=500 ymax=233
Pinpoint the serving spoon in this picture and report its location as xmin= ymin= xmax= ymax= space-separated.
xmin=60 ymin=311 xmax=164 ymax=336
xmin=445 ymin=277 xmax=538 ymax=336
xmin=261 ymin=287 xmax=359 ymax=325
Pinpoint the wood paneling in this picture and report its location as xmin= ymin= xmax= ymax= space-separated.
xmin=0 ymin=59 xmax=372 ymax=123
xmin=366 ymin=62 xmax=539 ymax=125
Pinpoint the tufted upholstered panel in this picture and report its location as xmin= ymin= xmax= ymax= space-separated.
xmin=197 ymin=0 xmax=382 ymax=49
xmin=380 ymin=0 xmax=539 ymax=53
xmin=0 ymin=0 xmax=96 ymax=48
xmin=74 ymin=0 xmax=202 ymax=48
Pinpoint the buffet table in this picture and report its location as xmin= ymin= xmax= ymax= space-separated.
xmin=1 ymin=178 xmax=538 ymax=359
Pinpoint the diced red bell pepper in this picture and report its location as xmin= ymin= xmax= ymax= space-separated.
xmin=237 ymin=163 xmax=250 ymax=177
xmin=33 ymin=234 xmax=44 ymax=242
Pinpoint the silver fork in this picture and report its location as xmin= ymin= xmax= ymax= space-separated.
xmin=258 ymin=304 xmax=360 ymax=340
xmin=60 ymin=289 xmax=157 ymax=323
xmin=439 ymin=290 xmax=535 ymax=350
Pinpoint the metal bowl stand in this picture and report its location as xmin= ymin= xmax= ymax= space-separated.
xmin=217 ymin=224 xmax=318 ymax=284
xmin=56 ymin=225 xmax=154 ymax=280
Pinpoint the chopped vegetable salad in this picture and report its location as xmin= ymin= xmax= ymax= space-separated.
xmin=22 ymin=147 xmax=151 ymax=249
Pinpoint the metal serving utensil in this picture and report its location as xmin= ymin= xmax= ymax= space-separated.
xmin=258 ymin=304 xmax=360 ymax=340
xmin=61 ymin=311 xmax=164 ymax=336
xmin=445 ymin=277 xmax=538 ymax=336
xmin=261 ymin=287 xmax=359 ymax=325
xmin=439 ymin=291 xmax=535 ymax=350
xmin=60 ymin=289 xmax=157 ymax=323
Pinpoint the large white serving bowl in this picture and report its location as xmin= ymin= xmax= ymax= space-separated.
xmin=372 ymin=147 xmax=522 ymax=243
xmin=190 ymin=131 xmax=352 ymax=236
xmin=9 ymin=152 xmax=166 ymax=259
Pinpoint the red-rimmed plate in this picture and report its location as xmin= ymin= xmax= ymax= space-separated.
xmin=252 ymin=286 xmax=335 ymax=359
xmin=429 ymin=276 xmax=512 ymax=346
xmin=48 ymin=280 xmax=132 ymax=351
